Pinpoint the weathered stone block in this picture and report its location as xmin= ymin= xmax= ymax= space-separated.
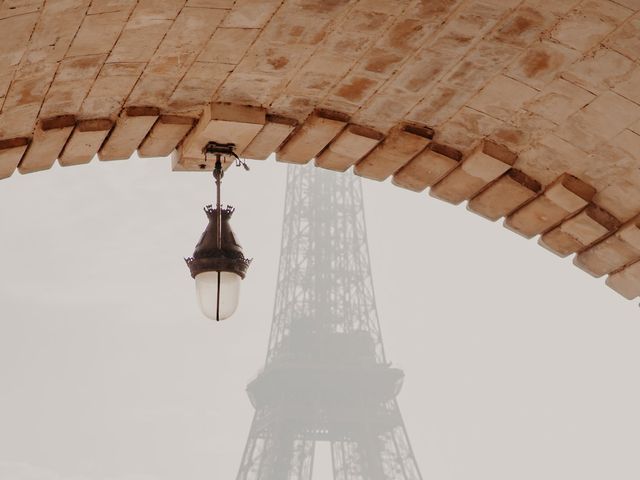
xmin=67 ymin=9 xmax=130 ymax=56
xmin=605 ymin=13 xmax=640 ymax=60
xmin=277 ymin=109 xmax=348 ymax=164
xmin=392 ymin=143 xmax=462 ymax=192
xmin=0 ymin=138 xmax=29 ymax=179
xmin=551 ymin=0 xmax=632 ymax=51
xmin=556 ymin=91 xmax=640 ymax=152
xmin=525 ymin=78 xmax=595 ymax=124
xmin=98 ymin=106 xmax=159 ymax=161
xmin=506 ymin=173 xmax=596 ymax=238
xmin=354 ymin=124 xmax=433 ymax=181
xmin=575 ymin=216 xmax=640 ymax=277
xmin=243 ymin=115 xmax=297 ymax=160
xmin=507 ymin=40 xmax=581 ymax=90
xmin=467 ymin=169 xmax=541 ymax=221
xmin=59 ymin=119 xmax=113 ymax=166
xmin=606 ymin=260 xmax=640 ymax=299
xmin=539 ymin=204 xmax=620 ymax=257
xmin=468 ymin=75 xmax=538 ymax=122
xmin=138 ymin=115 xmax=195 ymax=158
xmin=316 ymin=125 xmax=383 ymax=172
xmin=430 ymin=140 xmax=517 ymax=205
xmin=19 ymin=115 xmax=75 ymax=173
xmin=198 ymin=28 xmax=260 ymax=65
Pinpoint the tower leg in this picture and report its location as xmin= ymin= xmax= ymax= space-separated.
xmin=237 ymin=411 xmax=314 ymax=480
xmin=330 ymin=401 xmax=422 ymax=480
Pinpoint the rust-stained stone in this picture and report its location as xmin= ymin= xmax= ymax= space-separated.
xmin=168 ymin=62 xmax=233 ymax=112
xmin=605 ymin=12 xmax=640 ymax=60
xmin=20 ymin=0 xmax=89 ymax=65
xmin=525 ymin=78 xmax=596 ymax=124
xmin=0 ymin=62 xmax=58 ymax=138
xmin=506 ymin=174 xmax=596 ymax=239
xmin=392 ymin=143 xmax=462 ymax=193
xmin=468 ymin=75 xmax=538 ymax=122
xmin=18 ymin=115 xmax=75 ymax=173
xmin=66 ymin=8 xmax=131 ymax=57
xmin=0 ymin=138 xmax=29 ymax=179
xmin=222 ymin=0 xmax=282 ymax=29
xmin=0 ymin=11 xmax=39 ymax=74
xmin=41 ymin=54 xmax=106 ymax=117
xmin=430 ymin=140 xmax=517 ymax=205
xmin=556 ymin=91 xmax=640 ymax=152
xmin=607 ymin=261 xmax=640 ymax=299
xmin=562 ymin=47 xmax=634 ymax=95
xmin=139 ymin=116 xmax=195 ymax=158
xmin=468 ymin=169 xmax=541 ymax=221
xmin=613 ymin=65 xmax=640 ymax=105
xmin=575 ymin=216 xmax=640 ymax=277
xmin=108 ymin=18 xmax=174 ymax=63
xmin=59 ymin=118 xmax=113 ymax=166
xmin=80 ymin=62 xmax=145 ymax=120
xmin=277 ymin=109 xmax=349 ymax=165
xmin=99 ymin=106 xmax=159 ymax=161
xmin=316 ymin=125 xmax=383 ymax=172
xmin=490 ymin=4 xmax=556 ymax=48
xmin=355 ymin=124 xmax=433 ymax=181
xmin=434 ymin=107 xmax=505 ymax=156
xmin=243 ymin=115 xmax=297 ymax=160
xmin=507 ymin=40 xmax=581 ymax=91
xmin=551 ymin=0 xmax=632 ymax=52
xmin=127 ymin=7 xmax=228 ymax=108
xmin=4 ymin=0 xmax=640 ymax=300
xmin=198 ymin=28 xmax=261 ymax=65
xmin=539 ymin=204 xmax=621 ymax=257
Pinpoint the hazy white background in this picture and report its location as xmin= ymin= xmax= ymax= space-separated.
xmin=0 ymin=154 xmax=639 ymax=480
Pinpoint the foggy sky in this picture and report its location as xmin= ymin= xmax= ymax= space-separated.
xmin=1 ymin=155 xmax=639 ymax=480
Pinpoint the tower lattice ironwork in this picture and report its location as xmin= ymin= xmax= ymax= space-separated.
xmin=236 ymin=164 xmax=422 ymax=480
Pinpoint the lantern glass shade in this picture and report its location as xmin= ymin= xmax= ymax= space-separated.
xmin=195 ymin=271 xmax=242 ymax=321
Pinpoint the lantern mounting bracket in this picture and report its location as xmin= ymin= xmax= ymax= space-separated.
xmin=203 ymin=141 xmax=250 ymax=171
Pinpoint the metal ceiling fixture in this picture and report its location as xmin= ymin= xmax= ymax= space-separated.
xmin=185 ymin=141 xmax=251 ymax=321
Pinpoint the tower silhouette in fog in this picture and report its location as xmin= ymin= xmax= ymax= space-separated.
xmin=236 ymin=164 xmax=422 ymax=480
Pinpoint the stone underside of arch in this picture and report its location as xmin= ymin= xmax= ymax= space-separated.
xmin=1 ymin=0 xmax=640 ymax=300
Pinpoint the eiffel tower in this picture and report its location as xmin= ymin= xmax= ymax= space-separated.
xmin=236 ymin=164 xmax=422 ymax=480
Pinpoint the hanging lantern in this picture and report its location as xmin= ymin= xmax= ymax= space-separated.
xmin=185 ymin=142 xmax=251 ymax=321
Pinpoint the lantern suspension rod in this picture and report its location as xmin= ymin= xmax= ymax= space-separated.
xmin=214 ymin=154 xmax=223 ymax=250
xmin=202 ymin=140 xmax=251 ymax=252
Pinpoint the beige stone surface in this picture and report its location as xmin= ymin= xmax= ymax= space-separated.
xmin=19 ymin=116 xmax=75 ymax=173
xmin=430 ymin=140 xmax=517 ymax=205
xmin=138 ymin=116 xmax=195 ymax=158
xmin=277 ymin=110 xmax=348 ymax=165
xmin=606 ymin=260 xmax=640 ymax=299
xmin=243 ymin=115 xmax=297 ymax=160
xmin=506 ymin=174 xmax=596 ymax=238
xmin=539 ymin=205 xmax=620 ymax=257
xmin=99 ymin=107 xmax=159 ymax=161
xmin=316 ymin=125 xmax=383 ymax=172
xmin=59 ymin=119 xmax=113 ymax=166
xmin=393 ymin=143 xmax=462 ymax=193
xmin=355 ymin=125 xmax=432 ymax=181
xmin=0 ymin=138 xmax=29 ymax=180
xmin=467 ymin=169 xmax=541 ymax=221
xmin=1 ymin=0 xmax=640 ymax=299
xmin=575 ymin=217 xmax=640 ymax=277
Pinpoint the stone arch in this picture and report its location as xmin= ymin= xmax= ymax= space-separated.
xmin=0 ymin=0 xmax=639 ymax=299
